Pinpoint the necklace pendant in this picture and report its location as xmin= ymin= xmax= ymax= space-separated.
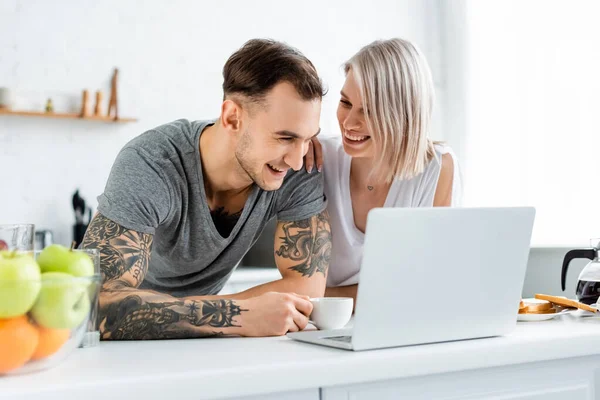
xmin=367 ymin=186 xmax=374 ymax=191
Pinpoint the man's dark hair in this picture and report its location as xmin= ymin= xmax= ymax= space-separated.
xmin=223 ymin=39 xmax=326 ymax=105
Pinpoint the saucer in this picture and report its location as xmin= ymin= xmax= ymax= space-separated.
xmin=569 ymin=303 xmax=600 ymax=318
xmin=517 ymin=309 xmax=573 ymax=322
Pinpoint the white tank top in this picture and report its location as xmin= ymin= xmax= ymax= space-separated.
xmin=322 ymin=137 xmax=462 ymax=287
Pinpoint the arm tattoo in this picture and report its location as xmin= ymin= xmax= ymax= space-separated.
xmin=102 ymin=295 xmax=247 ymax=340
xmin=275 ymin=211 xmax=332 ymax=278
xmin=80 ymin=213 xmax=152 ymax=286
xmin=81 ymin=213 xmax=248 ymax=340
xmin=191 ymin=299 xmax=245 ymax=327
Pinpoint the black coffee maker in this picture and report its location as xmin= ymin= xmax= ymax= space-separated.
xmin=561 ymin=240 xmax=600 ymax=305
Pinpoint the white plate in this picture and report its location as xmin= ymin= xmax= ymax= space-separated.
xmin=517 ymin=309 xmax=572 ymax=322
xmin=569 ymin=305 xmax=600 ymax=318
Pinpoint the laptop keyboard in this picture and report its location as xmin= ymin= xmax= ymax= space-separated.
xmin=325 ymin=335 xmax=352 ymax=343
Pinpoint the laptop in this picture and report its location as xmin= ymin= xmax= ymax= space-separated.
xmin=287 ymin=207 xmax=536 ymax=351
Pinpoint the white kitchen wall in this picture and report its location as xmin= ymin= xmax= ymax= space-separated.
xmin=0 ymin=0 xmax=445 ymax=245
xmin=459 ymin=0 xmax=600 ymax=246
xmin=523 ymin=247 xmax=586 ymax=299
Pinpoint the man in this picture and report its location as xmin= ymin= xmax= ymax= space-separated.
xmin=81 ymin=39 xmax=331 ymax=340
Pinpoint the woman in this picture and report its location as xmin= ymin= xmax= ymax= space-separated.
xmin=307 ymin=38 xmax=461 ymax=303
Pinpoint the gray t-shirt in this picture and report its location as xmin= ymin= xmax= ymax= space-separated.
xmin=97 ymin=119 xmax=326 ymax=297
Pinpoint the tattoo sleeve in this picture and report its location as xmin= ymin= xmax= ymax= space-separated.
xmin=80 ymin=213 xmax=247 ymax=340
xmin=81 ymin=213 xmax=151 ymax=287
xmin=275 ymin=210 xmax=332 ymax=278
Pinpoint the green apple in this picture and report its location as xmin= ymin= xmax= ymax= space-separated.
xmin=30 ymin=272 xmax=91 ymax=329
xmin=0 ymin=251 xmax=41 ymax=318
xmin=37 ymin=244 xmax=94 ymax=277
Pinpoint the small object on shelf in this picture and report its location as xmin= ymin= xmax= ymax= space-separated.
xmin=107 ymin=68 xmax=119 ymax=120
xmin=0 ymin=87 xmax=13 ymax=109
xmin=80 ymin=90 xmax=90 ymax=117
xmin=0 ymin=68 xmax=136 ymax=123
xmin=45 ymin=98 xmax=54 ymax=113
xmin=94 ymin=91 xmax=103 ymax=116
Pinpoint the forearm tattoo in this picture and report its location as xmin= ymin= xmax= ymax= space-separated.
xmin=101 ymin=295 xmax=247 ymax=340
xmin=276 ymin=211 xmax=332 ymax=277
xmin=81 ymin=213 xmax=247 ymax=340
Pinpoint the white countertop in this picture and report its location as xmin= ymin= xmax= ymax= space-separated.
xmin=3 ymin=317 xmax=600 ymax=400
xmin=228 ymin=266 xmax=281 ymax=283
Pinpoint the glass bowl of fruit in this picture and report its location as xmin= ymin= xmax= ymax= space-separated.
xmin=0 ymin=245 xmax=100 ymax=376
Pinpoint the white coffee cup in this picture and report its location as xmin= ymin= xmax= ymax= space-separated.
xmin=309 ymin=297 xmax=353 ymax=330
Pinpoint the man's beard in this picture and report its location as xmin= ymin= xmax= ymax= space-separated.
xmin=234 ymin=130 xmax=269 ymax=191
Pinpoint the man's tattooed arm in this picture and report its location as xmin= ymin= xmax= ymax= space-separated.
xmin=80 ymin=213 xmax=247 ymax=340
xmin=216 ymin=211 xmax=332 ymax=301
xmin=80 ymin=213 xmax=151 ymax=287
xmin=98 ymin=293 xmax=246 ymax=340
xmin=275 ymin=211 xmax=332 ymax=278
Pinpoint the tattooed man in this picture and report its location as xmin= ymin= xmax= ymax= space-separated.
xmin=81 ymin=39 xmax=331 ymax=340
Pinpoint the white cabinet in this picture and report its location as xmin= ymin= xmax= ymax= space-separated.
xmin=322 ymin=356 xmax=597 ymax=400
xmin=323 ymin=385 xmax=589 ymax=400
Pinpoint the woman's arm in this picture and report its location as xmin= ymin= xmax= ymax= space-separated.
xmin=433 ymin=153 xmax=455 ymax=206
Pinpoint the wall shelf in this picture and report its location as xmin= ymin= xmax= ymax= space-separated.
xmin=0 ymin=109 xmax=137 ymax=123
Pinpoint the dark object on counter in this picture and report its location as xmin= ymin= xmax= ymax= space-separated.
xmin=73 ymin=223 xmax=88 ymax=248
xmin=72 ymin=189 xmax=91 ymax=248
xmin=72 ymin=190 xmax=85 ymax=224
xmin=562 ymin=240 xmax=600 ymax=305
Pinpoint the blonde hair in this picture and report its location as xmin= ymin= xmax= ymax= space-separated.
xmin=344 ymin=38 xmax=436 ymax=183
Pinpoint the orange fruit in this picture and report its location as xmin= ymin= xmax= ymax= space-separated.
xmin=0 ymin=315 xmax=39 ymax=374
xmin=31 ymin=327 xmax=70 ymax=361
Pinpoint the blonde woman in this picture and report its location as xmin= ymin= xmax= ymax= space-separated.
xmin=306 ymin=38 xmax=461 ymax=303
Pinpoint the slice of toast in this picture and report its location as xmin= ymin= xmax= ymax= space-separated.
xmin=522 ymin=298 xmax=552 ymax=312
xmin=524 ymin=307 xmax=557 ymax=314
xmin=534 ymin=294 xmax=598 ymax=313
